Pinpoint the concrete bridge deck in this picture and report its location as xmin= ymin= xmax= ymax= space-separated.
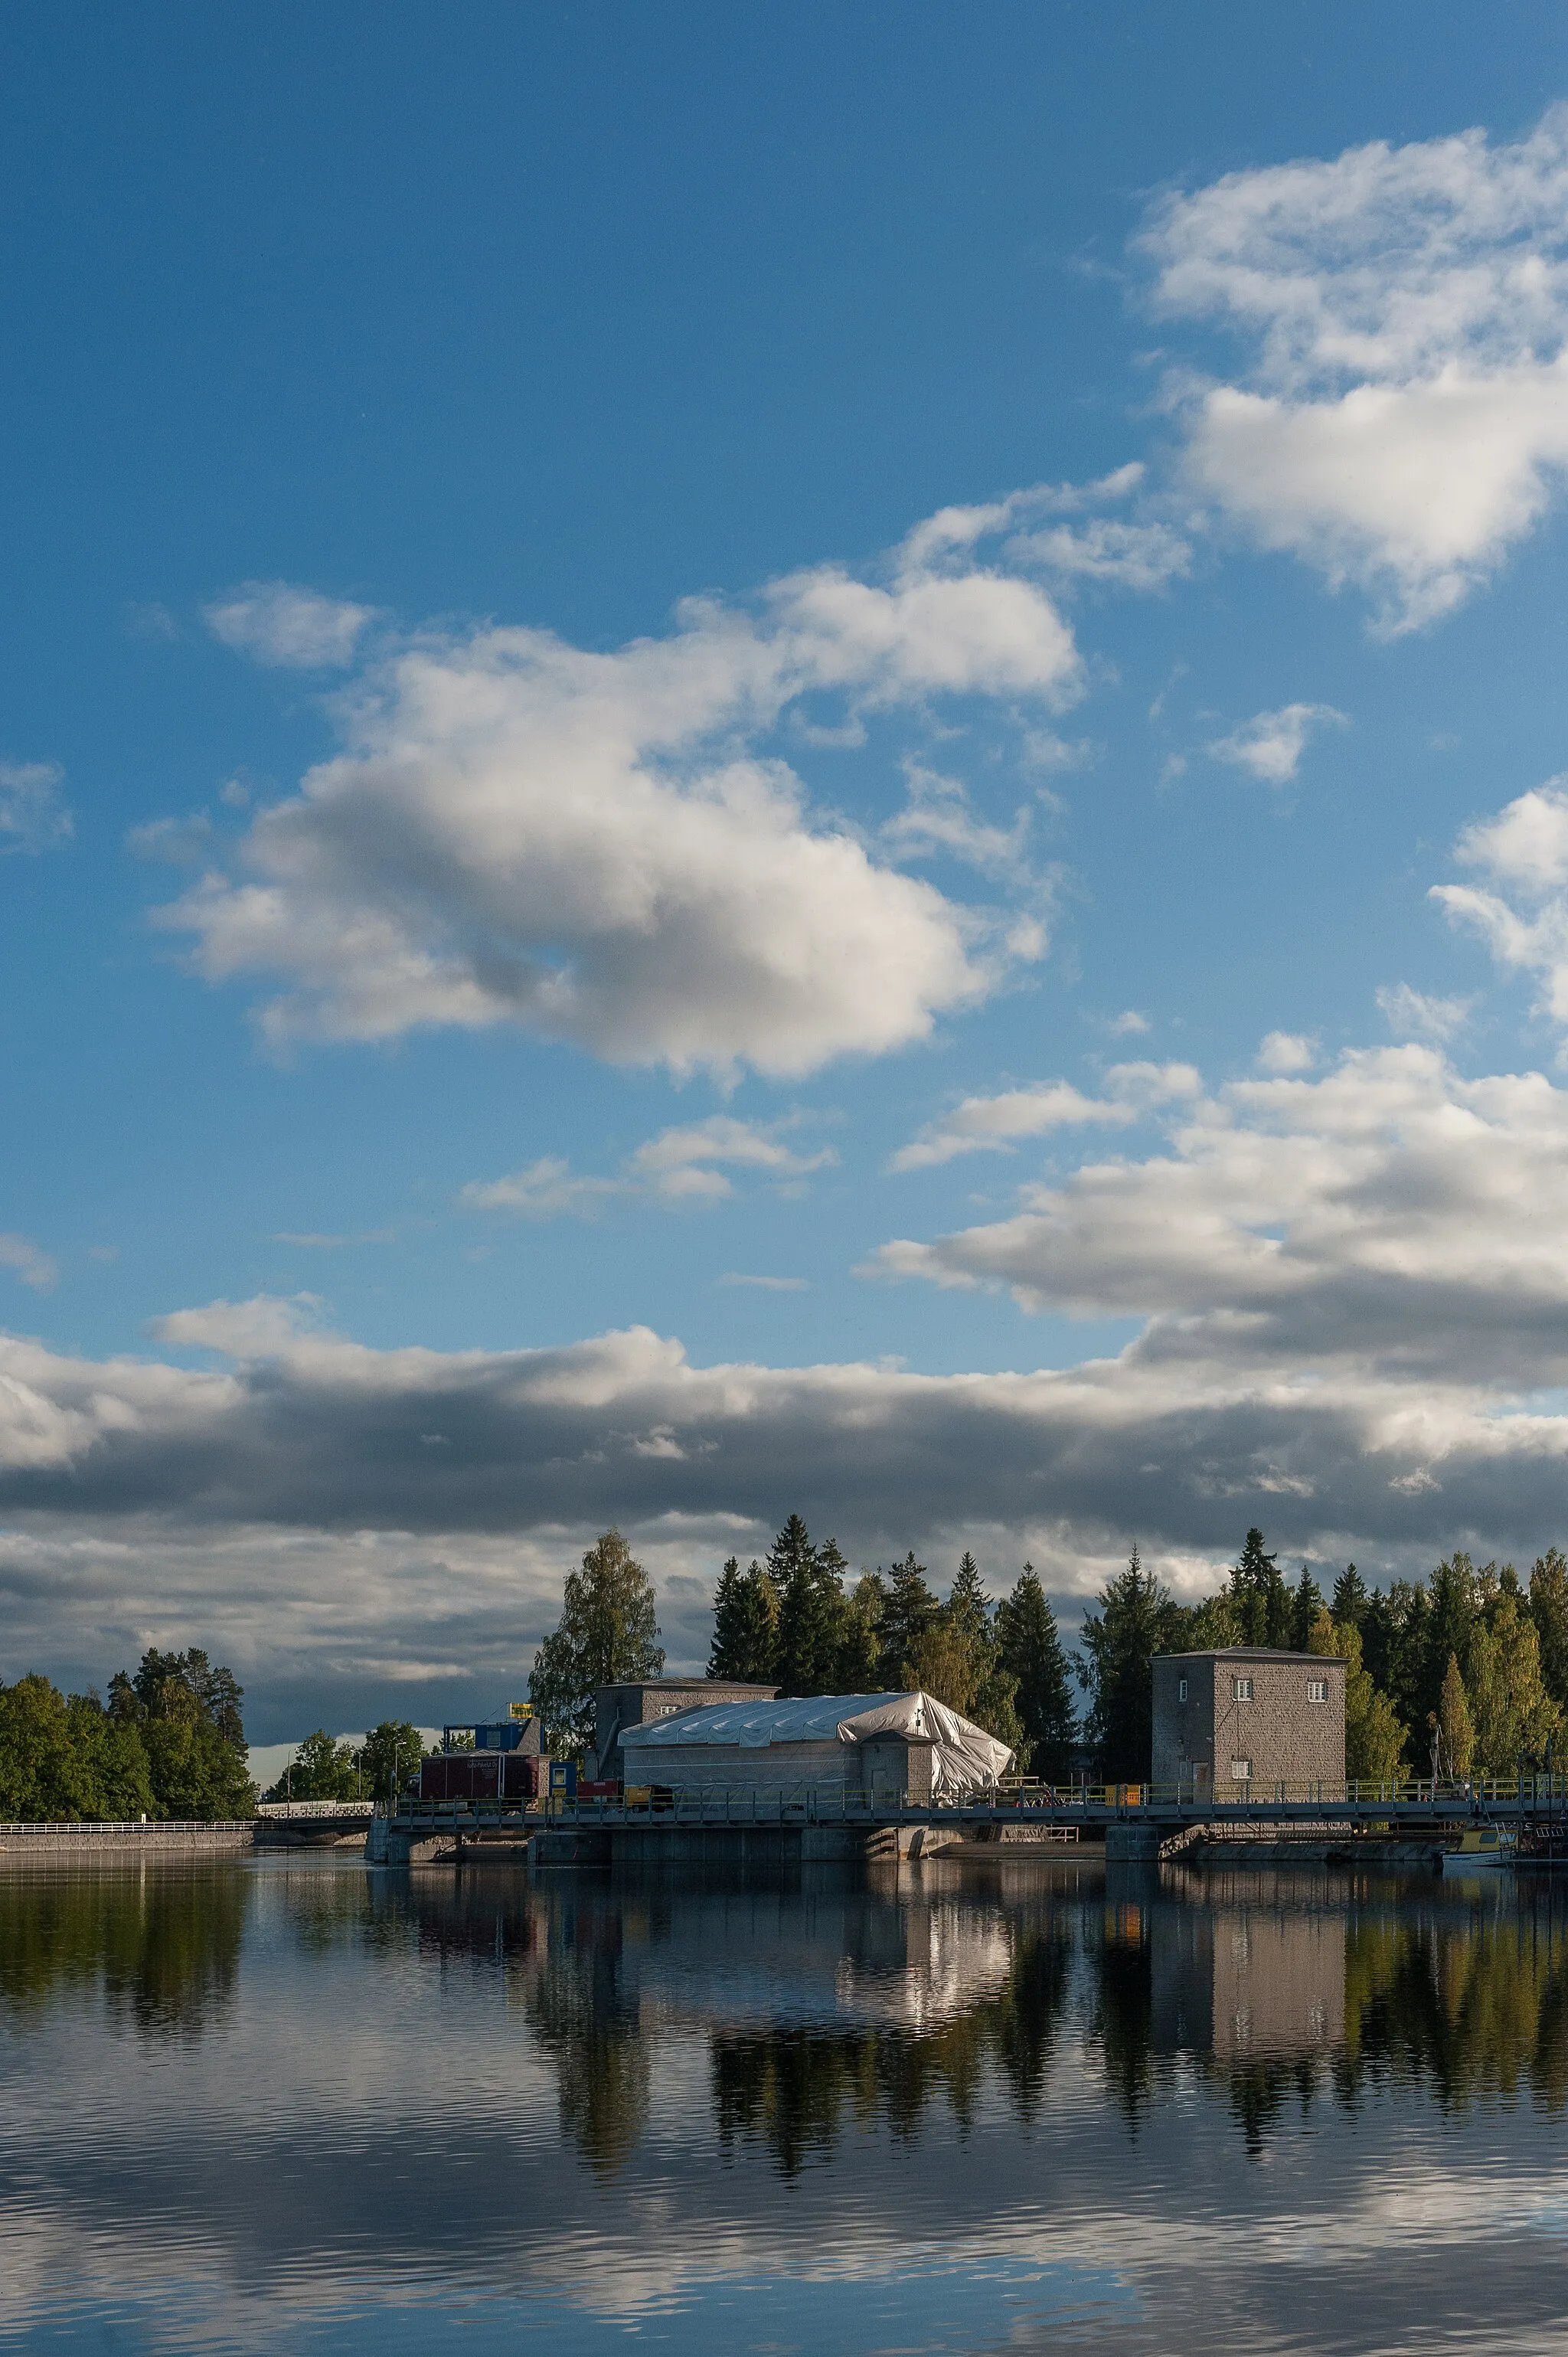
xmin=373 ymin=1776 xmax=1568 ymax=1867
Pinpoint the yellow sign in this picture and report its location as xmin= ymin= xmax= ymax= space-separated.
xmin=509 ymin=1701 xmax=534 ymax=1721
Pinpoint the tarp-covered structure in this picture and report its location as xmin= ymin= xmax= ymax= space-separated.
xmin=619 ymin=1690 xmax=1013 ymax=1800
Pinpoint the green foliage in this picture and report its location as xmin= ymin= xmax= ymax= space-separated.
xmin=773 ymin=1518 xmax=848 ymax=1697
xmin=267 ymin=1729 xmax=361 ymax=1802
xmin=1289 ymin=1567 xmax=1325 ymax=1652
xmin=529 ymin=1529 xmax=665 ymax=1757
xmin=108 ymin=1649 xmax=254 ymax=1819
xmin=1435 ymin=1650 xmax=1475 ymax=1777
xmin=880 ymin=1551 xmax=939 ymax=1680
xmin=1076 ymin=1546 xmax=1183 ymax=1780
xmin=1310 ymin=1607 xmax=1406 ymax=1782
xmin=708 ymin=1557 xmax=781 ymax=1683
xmin=1423 ymin=1554 xmax=1479 ymax=1724
xmin=0 ymin=1649 xmax=249 ymax=1823
xmin=1227 ymin=1528 xmax=1293 ymax=1648
xmin=995 ymin=1565 xmax=1077 ymax=1781
xmin=897 ymin=1556 xmax=1024 ymax=1757
xmin=1530 ymin=1548 xmax=1568 ymax=1713
xmin=1468 ymin=1594 xmax=1562 ymax=1772
xmin=837 ymin=1571 xmax=885 ymax=1691
xmin=1179 ymin=1590 xmax=1243 ymax=1650
xmin=1331 ymin=1564 xmax=1368 ymax=1629
xmin=361 ymin=1720 xmax=426 ymax=1802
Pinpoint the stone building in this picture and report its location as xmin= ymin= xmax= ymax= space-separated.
xmin=592 ymin=1677 xmax=778 ymax=1785
xmin=1151 ymin=1647 xmax=1345 ymax=1796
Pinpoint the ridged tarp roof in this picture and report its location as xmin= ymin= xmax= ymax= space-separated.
xmin=620 ymin=1689 xmax=1014 ymax=1792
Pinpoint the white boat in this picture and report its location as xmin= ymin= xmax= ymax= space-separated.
xmin=1440 ymin=1826 xmax=1515 ymax=1872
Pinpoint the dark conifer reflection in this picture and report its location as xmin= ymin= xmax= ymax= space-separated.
xmin=0 ymin=1865 xmax=244 ymax=2037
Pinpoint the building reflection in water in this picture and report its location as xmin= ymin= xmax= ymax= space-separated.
xmin=5 ymin=1854 xmax=1568 ymax=2178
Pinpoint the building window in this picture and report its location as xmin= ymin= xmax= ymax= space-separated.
xmin=1230 ymin=1758 xmax=1252 ymax=1782
xmin=1232 ymin=1676 xmax=1253 ymax=1701
xmin=1306 ymin=1678 xmax=1329 ymax=1703
xmin=1178 ymin=1678 xmax=1187 ymax=1702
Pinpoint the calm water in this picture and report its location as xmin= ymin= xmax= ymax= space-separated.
xmin=2 ymin=1852 xmax=1567 ymax=2354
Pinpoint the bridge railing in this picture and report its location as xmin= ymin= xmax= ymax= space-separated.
xmin=387 ymin=1769 xmax=1568 ymax=1833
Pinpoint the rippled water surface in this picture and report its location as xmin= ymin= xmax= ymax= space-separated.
xmin=3 ymin=1851 xmax=1568 ymax=2353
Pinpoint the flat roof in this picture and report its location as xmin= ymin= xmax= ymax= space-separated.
xmin=1157 ymin=1646 xmax=1343 ymax=1662
xmin=601 ymin=1676 xmax=779 ymax=1691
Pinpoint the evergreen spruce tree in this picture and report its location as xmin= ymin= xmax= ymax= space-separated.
xmin=1076 ymin=1546 xmax=1181 ymax=1781
xmin=880 ymin=1552 xmax=939 ymax=1683
xmin=1423 ymin=1554 xmax=1479 ymax=1728
xmin=528 ymin=1529 xmax=665 ymax=1757
xmin=837 ymin=1571 xmax=885 ymax=1691
xmin=1228 ymin=1528 xmax=1292 ymax=1647
xmin=1330 ymin=1564 xmax=1369 ymax=1630
xmin=1289 ymin=1567 xmax=1325 ymax=1652
xmin=996 ymin=1564 xmax=1077 ymax=1781
xmin=1361 ymin=1579 xmax=1428 ymax=1734
xmin=709 ymin=1558 xmax=780 ymax=1682
xmin=773 ymin=1516 xmax=847 ymax=1696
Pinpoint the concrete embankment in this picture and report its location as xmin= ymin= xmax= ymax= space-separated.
xmin=0 ymin=1822 xmax=256 ymax=1856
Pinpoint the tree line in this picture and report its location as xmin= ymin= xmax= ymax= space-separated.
xmin=0 ymin=1649 xmax=253 ymax=1822
xmin=261 ymin=1721 xmax=428 ymax=1804
xmin=1079 ymin=1529 xmax=1568 ymax=1783
xmin=524 ymin=1521 xmax=1077 ymax=1775
xmin=527 ymin=1520 xmax=1568 ymax=1789
xmin=707 ymin=1514 xmax=1078 ymax=1777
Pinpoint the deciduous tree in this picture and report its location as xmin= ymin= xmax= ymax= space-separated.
xmin=1468 ymin=1594 xmax=1562 ymax=1773
xmin=1310 ymin=1608 xmax=1406 ymax=1783
xmin=529 ymin=1530 xmax=665 ymax=1756
xmin=1530 ymin=1548 xmax=1568 ymax=1713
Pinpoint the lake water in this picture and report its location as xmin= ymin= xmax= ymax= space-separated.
xmin=2 ymin=1851 xmax=1566 ymax=2354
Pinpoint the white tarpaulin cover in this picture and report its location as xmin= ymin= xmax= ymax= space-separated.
xmin=619 ymin=1690 xmax=1013 ymax=1796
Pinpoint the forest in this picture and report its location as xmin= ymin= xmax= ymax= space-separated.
xmin=529 ymin=1521 xmax=1568 ymax=1784
xmin=0 ymin=1649 xmax=254 ymax=1822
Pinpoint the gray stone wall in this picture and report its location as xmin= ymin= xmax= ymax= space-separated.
xmin=1152 ymin=1654 xmax=1345 ymax=1791
xmin=0 ymin=1823 xmax=255 ymax=1855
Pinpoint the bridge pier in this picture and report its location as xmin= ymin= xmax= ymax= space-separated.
xmin=1105 ymin=1822 xmax=1165 ymax=1863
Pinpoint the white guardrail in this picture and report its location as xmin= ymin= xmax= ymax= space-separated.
xmin=253 ymin=1800 xmax=376 ymax=1819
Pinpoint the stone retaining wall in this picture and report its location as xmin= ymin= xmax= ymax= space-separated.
xmin=0 ymin=1822 xmax=256 ymax=1855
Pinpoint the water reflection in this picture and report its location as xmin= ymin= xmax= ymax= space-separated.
xmin=4 ymin=1855 xmax=1568 ymax=2352
xmin=0 ymin=1862 xmax=244 ymax=2037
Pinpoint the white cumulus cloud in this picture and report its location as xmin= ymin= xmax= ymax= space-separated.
xmin=1377 ymin=982 xmax=1474 ymax=1043
xmin=1432 ymin=778 xmax=1568 ymax=1033
xmin=1142 ymin=106 xmax=1568 ymax=629
xmin=0 ymin=1234 xmax=58 ymax=1291
xmin=160 ymin=506 xmax=1089 ymax=1078
xmin=204 ymin=582 xmax=374 ymax=669
xmin=889 ymin=1063 xmax=1201 ymax=1171
xmin=872 ymin=1044 xmax=1568 ymax=1387
xmin=1208 ymin=702 xmax=1348 ymax=784
xmin=464 ymin=1116 xmax=835 ymax=1215
xmin=0 ymin=762 xmax=73 ymax=855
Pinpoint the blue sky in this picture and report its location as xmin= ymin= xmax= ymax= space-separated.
xmin=6 ymin=5 xmax=1568 ymax=1738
